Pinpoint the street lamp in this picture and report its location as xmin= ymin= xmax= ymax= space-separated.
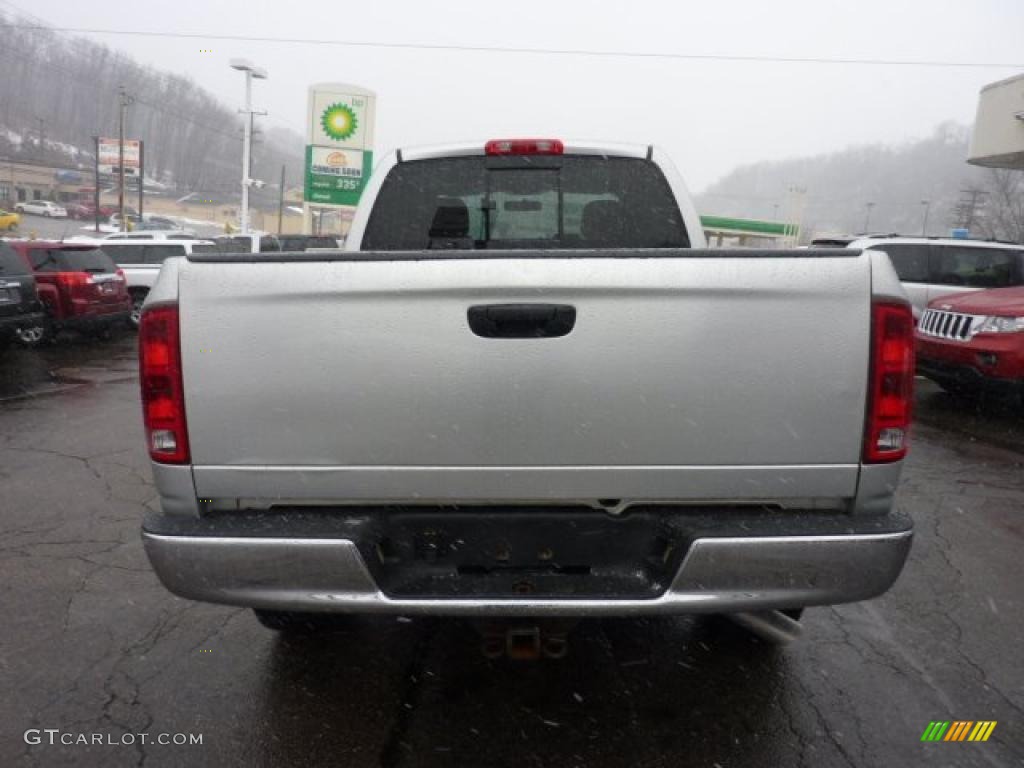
xmin=230 ymin=58 xmax=267 ymax=234
xmin=863 ymin=202 xmax=875 ymax=234
xmin=920 ymin=199 xmax=931 ymax=236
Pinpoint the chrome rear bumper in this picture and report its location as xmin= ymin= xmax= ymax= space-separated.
xmin=142 ymin=528 xmax=912 ymax=617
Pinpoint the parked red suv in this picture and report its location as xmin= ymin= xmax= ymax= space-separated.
xmin=916 ymin=285 xmax=1024 ymax=400
xmin=9 ymin=241 xmax=132 ymax=341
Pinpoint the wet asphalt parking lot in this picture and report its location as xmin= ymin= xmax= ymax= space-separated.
xmin=1 ymin=331 xmax=1022 ymax=768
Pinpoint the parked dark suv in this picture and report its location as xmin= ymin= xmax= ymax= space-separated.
xmin=0 ymin=241 xmax=47 ymax=345
xmin=9 ymin=241 xmax=132 ymax=341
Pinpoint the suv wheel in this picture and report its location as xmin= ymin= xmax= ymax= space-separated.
xmin=15 ymin=321 xmax=50 ymax=347
xmin=129 ymin=290 xmax=148 ymax=328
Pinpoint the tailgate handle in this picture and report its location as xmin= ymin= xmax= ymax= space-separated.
xmin=467 ymin=304 xmax=576 ymax=339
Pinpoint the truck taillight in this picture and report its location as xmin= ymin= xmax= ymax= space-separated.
xmin=864 ymin=301 xmax=914 ymax=463
xmin=139 ymin=304 xmax=190 ymax=464
xmin=485 ymin=138 xmax=564 ymax=156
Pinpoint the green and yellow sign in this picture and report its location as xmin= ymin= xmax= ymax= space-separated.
xmin=304 ymin=146 xmax=374 ymax=206
xmin=305 ymin=84 xmax=376 ymax=208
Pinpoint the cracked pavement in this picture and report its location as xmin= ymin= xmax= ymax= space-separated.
xmin=0 ymin=337 xmax=1021 ymax=767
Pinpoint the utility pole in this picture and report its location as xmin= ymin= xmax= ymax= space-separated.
xmin=920 ymin=199 xmax=931 ymax=236
xmin=117 ymin=86 xmax=135 ymax=232
xmin=34 ymin=117 xmax=45 ymax=161
xmin=277 ymin=164 xmax=285 ymax=235
xmin=954 ymin=188 xmax=987 ymax=232
xmin=92 ymin=136 xmax=101 ymax=233
xmin=863 ymin=202 xmax=875 ymax=233
xmin=138 ymin=140 xmax=145 ymax=220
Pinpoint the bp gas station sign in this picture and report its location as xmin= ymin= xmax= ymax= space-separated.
xmin=304 ymin=84 xmax=376 ymax=208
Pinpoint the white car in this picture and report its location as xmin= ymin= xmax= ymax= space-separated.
xmin=815 ymin=235 xmax=1024 ymax=320
xmin=96 ymin=238 xmax=217 ymax=326
xmin=104 ymin=230 xmax=198 ymax=241
xmin=14 ymin=200 xmax=68 ymax=218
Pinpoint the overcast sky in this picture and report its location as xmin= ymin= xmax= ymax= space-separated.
xmin=6 ymin=0 xmax=1023 ymax=191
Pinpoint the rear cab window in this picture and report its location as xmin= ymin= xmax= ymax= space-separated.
xmin=362 ymin=155 xmax=689 ymax=251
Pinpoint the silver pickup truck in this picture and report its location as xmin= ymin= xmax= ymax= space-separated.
xmin=139 ymin=139 xmax=915 ymax=645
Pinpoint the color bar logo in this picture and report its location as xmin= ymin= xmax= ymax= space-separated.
xmin=921 ymin=721 xmax=997 ymax=742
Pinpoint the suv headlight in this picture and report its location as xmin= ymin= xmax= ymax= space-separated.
xmin=975 ymin=316 xmax=1024 ymax=334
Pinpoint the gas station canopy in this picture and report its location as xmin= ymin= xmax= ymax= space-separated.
xmin=968 ymin=73 xmax=1024 ymax=170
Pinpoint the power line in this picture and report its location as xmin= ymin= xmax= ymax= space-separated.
xmin=0 ymin=20 xmax=1021 ymax=70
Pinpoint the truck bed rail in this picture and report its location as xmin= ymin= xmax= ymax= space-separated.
xmin=187 ymin=247 xmax=862 ymax=263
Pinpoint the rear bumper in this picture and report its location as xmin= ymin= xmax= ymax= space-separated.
xmin=916 ymin=334 xmax=1024 ymax=385
xmin=0 ymin=311 xmax=45 ymax=337
xmin=142 ymin=508 xmax=913 ymax=616
xmin=917 ymin=359 xmax=1022 ymax=395
xmin=58 ymin=309 xmax=131 ymax=330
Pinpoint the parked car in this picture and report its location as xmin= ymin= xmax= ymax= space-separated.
xmin=106 ymin=212 xmax=143 ymax=230
xmin=14 ymin=200 xmax=68 ymax=218
xmin=9 ymin=241 xmax=131 ymax=341
xmin=141 ymin=215 xmax=181 ymax=230
xmin=140 ymin=138 xmax=915 ymax=646
xmin=916 ymin=285 xmax=1024 ymax=402
xmin=0 ymin=240 xmax=46 ymax=346
xmin=97 ymin=238 xmax=216 ymax=326
xmin=818 ymin=236 xmax=1024 ymax=320
xmin=210 ymin=233 xmax=343 ymax=253
xmin=66 ymin=202 xmax=117 ymax=220
xmin=0 ymin=209 xmax=20 ymax=231
xmin=275 ymin=234 xmax=343 ymax=251
xmin=211 ymin=233 xmax=278 ymax=253
xmin=104 ymin=230 xmax=198 ymax=242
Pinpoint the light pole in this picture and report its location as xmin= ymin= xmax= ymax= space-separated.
xmin=117 ymin=86 xmax=135 ymax=232
xmin=862 ymin=202 xmax=875 ymax=234
xmin=230 ymin=59 xmax=267 ymax=234
xmin=920 ymin=199 xmax=931 ymax=236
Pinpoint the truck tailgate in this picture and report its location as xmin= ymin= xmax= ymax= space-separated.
xmin=179 ymin=251 xmax=871 ymax=502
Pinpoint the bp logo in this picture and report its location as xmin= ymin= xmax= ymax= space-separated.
xmin=321 ymin=103 xmax=358 ymax=141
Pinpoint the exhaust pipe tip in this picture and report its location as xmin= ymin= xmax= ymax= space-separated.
xmin=728 ymin=610 xmax=804 ymax=645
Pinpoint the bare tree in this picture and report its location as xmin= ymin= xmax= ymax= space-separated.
xmin=0 ymin=10 xmax=303 ymax=195
xmin=979 ymin=169 xmax=1024 ymax=244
